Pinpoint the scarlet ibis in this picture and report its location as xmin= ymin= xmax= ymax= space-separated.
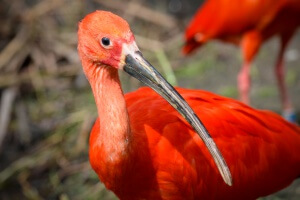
xmin=183 ymin=0 xmax=300 ymax=122
xmin=78 ymin=11 xmax=300 ymax=199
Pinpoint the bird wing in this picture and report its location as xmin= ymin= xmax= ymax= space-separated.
xmin=125 ymin=87 xmax=300 ymax=199
xmin=178 ymin=88 xmax=300 ymax=198
xmin=184 ymin=0 xmax=278 ymax=54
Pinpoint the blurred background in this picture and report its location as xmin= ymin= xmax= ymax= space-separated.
xmin=0 ymin=0 xmax=299 ymax=199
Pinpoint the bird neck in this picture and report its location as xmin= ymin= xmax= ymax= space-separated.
xmin=87 ymin=62 xmax=132 ymax=165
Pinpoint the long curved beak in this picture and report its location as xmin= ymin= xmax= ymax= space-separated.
xmin=123 ymin=50 xmax=232 ymax=186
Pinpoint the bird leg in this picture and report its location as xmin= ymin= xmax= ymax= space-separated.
xmin=276 ymin=35 xmax=295 ymax=122
xmin=275 ymin=45 xmax=290 ymax=109
xmin=238 ymin=62 xmax=251 ymax=105
xmin=239 ymin=31 xmax=262 ymax=105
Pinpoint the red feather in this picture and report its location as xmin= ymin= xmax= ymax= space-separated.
xmin=90 ymin=87 xmax=300 ymax=199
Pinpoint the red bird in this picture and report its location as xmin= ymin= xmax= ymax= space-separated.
xmin=183 ymin=0 xmax=300 ymax=122
xmin=78 ymin=11 xmax=300 ymax=200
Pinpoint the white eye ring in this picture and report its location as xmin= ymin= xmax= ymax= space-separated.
xmin=100 ymin=37 xmax=113 ymax=49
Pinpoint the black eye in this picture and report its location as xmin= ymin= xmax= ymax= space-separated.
xmin=101 ymin=37 xmax=110 ymax=46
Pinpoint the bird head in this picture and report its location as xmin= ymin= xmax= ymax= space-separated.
xmin=78 ymin=10 xmax=138 ymax=70
xmin=182 ymin=32 xmax=205 ymax=55
xmin=77 ymin=10 xmax=232 ymax=186
xmin=182 ymin=2 xmax=212 ymax=55
xmin=77 ymin=10 xmax=168 ymax=90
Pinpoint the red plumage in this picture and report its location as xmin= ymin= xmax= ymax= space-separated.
xmin=183 ymin=0 xmax=300 ymax=117
xmin=78 ymin=11 xmax=300 ymax=200
xmin=90 ymin=87 xmax=300 ymax=199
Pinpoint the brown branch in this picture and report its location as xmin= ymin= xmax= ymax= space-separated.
xmin=0 ymin=87 xmax=18 ymax=151
xmin=57 ymin=162 xmax=90 ymax=179
xmin=0 ymin=64 xmax=81 ymax=88
xmin=135 ymin=34 xmax=163 ymax=51
xmin=94 ymin=0 xmax=177 ymax=29
xmin=22 ymin=0 xmax=66 ymax=22
xmin=0 ymin=27 xmax=31 ymax=71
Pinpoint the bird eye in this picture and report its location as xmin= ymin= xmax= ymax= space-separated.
xmin=101 ymin=37 xmax=111 ymax=47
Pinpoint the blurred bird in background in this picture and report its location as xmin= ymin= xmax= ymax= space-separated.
xmin=183 ymin=0 xmax=300 ymax=122
xmin=78 ymin=10 xmax=300 ymax=200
